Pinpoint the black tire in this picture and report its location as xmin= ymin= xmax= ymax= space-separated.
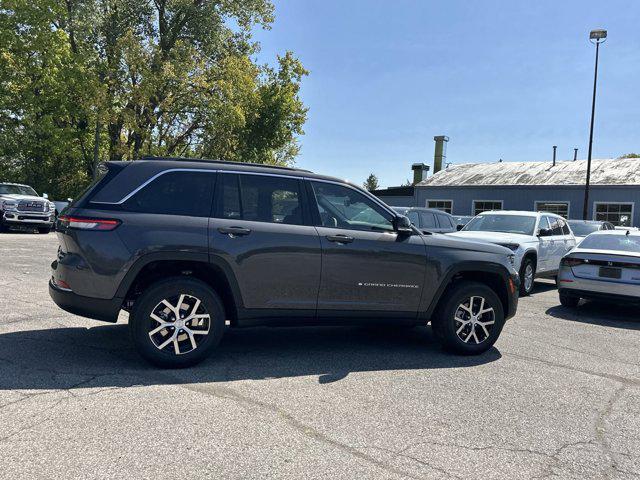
xmin=559 ymin=292 xmax=580 ymax=308
xmin=0 ymin=222 xmax=8 ymax=233
xmin=519 ymin=257 xmax=536 ymax=296
xmin=38 ymin=227 xmax=52 ymax=234
xmin=431 ymin=281 xmax=505 ymax=355
xmin=129 ymin=277 xmax=225 ymax=368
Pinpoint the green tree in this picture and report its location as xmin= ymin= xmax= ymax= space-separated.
xmin=619 ymin=153 xmax=640 ymax=159
xmin=363 ymin=173 xmax=379 ymax=191
xmin=0 ymin=0 xmax=307 ymax=199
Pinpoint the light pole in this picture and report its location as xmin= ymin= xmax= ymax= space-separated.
xmin=583 ymin=29 xmax=607 ymax=220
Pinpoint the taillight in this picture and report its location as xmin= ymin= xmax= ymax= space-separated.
xmin=561 ymin=257 xmax=584 ymax=267
xmin=58 ymin=215 xmax=120 ymax=231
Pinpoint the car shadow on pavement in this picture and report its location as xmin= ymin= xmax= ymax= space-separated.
xmin=546 ymin=301 xmax=640 ymax=331
xmin=0 ymin=324 xmax=501 ymax=391
xmin=531 ymin=280 xmax=557 ymax=294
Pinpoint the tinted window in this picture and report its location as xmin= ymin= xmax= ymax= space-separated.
xmin=437 ymin=213 xmax=453 ymax=229
xmin=568 ymin=221 xmax=601 ymax=236
xmin=124 ymin=171 xmax=214 ymax=217
xmin=311 ymin=182 xmax=393 ymax=232
xmin=406 ymin=211 xmax=420 ymax=227
xmin=420 ymin=212 xmax=437 ymax=228
xmin=217 ymin=174 xmax=303 ymax=225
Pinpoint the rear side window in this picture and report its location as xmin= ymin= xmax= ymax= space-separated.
xmin=123 ymin=171 xmax=214 ymax=217
xmin=560 ymin=219 xmax=571 ymax=235
xmin=548 ymin=217 xmax=563 ymax=235
xmin=420 ymin=212 xmax=437 ymax=228
xmin=216 ymin=173 xmax=303 ymax=225
xmin=73 ymin=162 xmax=127 ymax=208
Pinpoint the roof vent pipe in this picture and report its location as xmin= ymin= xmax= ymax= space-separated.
xmin=552 ymin=145 xmax=557 ymax=166
xmin=574 ymin=148 xmax=578 ymax=161
xmin=411 ymin=163 xmax=430 ymax=184
xmin=433 ymin=135 xmax=449 ymax=173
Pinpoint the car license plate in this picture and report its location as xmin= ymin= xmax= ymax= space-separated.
xmin=599 ymin=266 xmax=621 ymax=279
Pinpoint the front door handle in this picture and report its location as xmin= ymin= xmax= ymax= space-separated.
xmin=326 ymin=234 xmax=354 ymax=244
xmin=218 ymin=226 xmax=251 ymax=237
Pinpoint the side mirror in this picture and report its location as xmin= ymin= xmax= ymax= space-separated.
xmin=456 ymin=224 xmax=464 ymax=231
xmin=538 ymin=228 xmax=552 ymax=237
xmin=393 ymin=215 xmax=413 ymax=234
xmin=42 ymin=193 xmax=49 ymax=199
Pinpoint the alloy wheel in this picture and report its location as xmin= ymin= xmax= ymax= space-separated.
xmin=523 ymin=264 xmax=534 ymax=292
xmin=148 ymin=294 xmax=211 ymax=355
xmin=453 ymin=296 xmax=495 ymax=344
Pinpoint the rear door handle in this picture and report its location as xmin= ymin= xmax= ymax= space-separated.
xmin=326 ymin=234 xmax=354 ymax=244
xmin=218 ymin=226 xmax=251 ymax=237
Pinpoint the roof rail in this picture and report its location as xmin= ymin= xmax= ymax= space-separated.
xmin=139 ymin=156 xmax=311 ymax=173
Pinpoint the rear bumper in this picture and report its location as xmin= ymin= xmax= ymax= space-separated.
xmin=559 ymin=287 xmax=640 ymax=305
xmin=49 ymin=280 xmax=122 ymax=322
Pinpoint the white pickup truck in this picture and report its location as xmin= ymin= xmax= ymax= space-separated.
xmin=0 ymin=183 xmax=57 ymax=233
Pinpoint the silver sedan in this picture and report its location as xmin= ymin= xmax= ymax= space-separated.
xmin=557 ymin=229 xmax=640 ymax=307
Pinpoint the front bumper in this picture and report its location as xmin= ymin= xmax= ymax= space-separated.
xmin=49 ymin=280 xmax=122 ymax=322
xmin=506 ymin=273 xmax=520 ymax=319
xmin=3 ymin=211 xmax=55 ymax=226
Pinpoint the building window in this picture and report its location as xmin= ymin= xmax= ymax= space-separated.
xmin=535 ymin=201 xmax=569 ymax=218
xmin=426 ymin=200 xmax=452 ymax=214
xmin=473 ymin=200 xmax=502 ymax=216
xmin=594 ymin=203 xmax=633 ymax=226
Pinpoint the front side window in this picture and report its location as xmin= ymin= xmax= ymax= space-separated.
xmin=311 ymin=181 xmax=393 ymax=232
xmin=426 ymin=200 xmax=452 ymax=214
xmin=217 ymin=173 xmax=303 ymax=225
xmin=124 ymin=171 xmax=214 ymax=217
xmin=594 ymin=203 xmax=633 ymax=227
xmin=463 ymin=214 xmax=536 ymax=235
xmin=420 ymin=212 xmax=437 ymax=228
xmin=473 ymin=200 xmax=503 ymax=216
xmin=437 ymin=213 xmax=454 ymax=229
xmin=546 ymin=216 xmax=563 ymax=235
xmin=405 ymin=211 xmax=420 ymax=227
xmin=535 ymin=201 xmax=569 ymax=218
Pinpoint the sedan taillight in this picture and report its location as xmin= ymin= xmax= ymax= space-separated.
xmin=58 ymin=215 xmax=120 ymax=231
xmin=560 ymin=257 xmax=584 ymax=267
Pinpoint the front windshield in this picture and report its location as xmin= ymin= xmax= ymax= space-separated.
xmin=463 ymin=214 xmax=536 ymax=235
xmin=579 ymin=234 xmax=640 ymax=253
xmin=569 ymin=222 xmax=601 ymax=236
xmin=0 ymin=184 xmax=38 ymax=196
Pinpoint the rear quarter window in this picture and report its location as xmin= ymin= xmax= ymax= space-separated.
xmin=123 ymin=171 xmax=215 ymax=217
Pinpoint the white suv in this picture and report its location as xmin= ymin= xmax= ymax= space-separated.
xmin=449 ymin=211 xmax=576 ymax=295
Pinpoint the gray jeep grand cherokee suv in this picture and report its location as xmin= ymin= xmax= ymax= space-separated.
xmin=50 ymin=158 xmax=519 ymax=367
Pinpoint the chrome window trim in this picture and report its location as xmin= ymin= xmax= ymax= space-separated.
xmin=90 ymin=168 xmax=218 ymax=205
xmin=90 ymin=167 xmax=398 ymax=218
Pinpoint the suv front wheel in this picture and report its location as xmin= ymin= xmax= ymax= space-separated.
xmin=519 ymin=257 xmax=536 ymax=296
xmin=431 ymin=281 xmax=505 ymax=355
xmin=129 ymin=277 xmax=225 ymax=368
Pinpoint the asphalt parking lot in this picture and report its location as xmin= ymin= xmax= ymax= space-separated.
xmin=1 ymin=232 xmax=639 ymax=479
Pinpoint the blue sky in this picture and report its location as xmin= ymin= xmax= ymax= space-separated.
xmin=253 ymin=0 xmax=640 ymax=188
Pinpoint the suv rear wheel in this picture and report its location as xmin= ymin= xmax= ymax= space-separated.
xmin=129 ymin=277 xmax=225 ymax=368
xmin=431 ymin=281 xmax=505 ymax=355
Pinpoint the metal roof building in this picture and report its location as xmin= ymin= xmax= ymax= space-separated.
xmin=375 ymin=157 xmax=640 ymax=226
